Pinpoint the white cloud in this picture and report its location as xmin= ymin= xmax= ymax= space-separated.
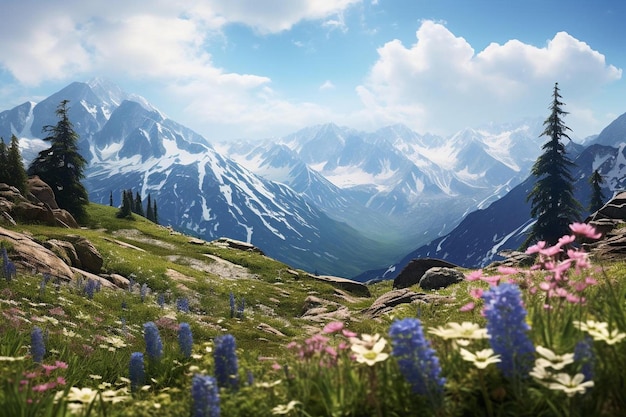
xmin=320 ymin=80 xmax=336 ymax=90
xmin=357 ymin=20 xmax=622 ymax=137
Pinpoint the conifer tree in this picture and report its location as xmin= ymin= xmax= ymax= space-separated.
xmin=109 ymin=191 xmax=113 ymax=207
xmin=146 ymin=194 xmax=154 ymax=222
xmin=0 ymin=138 xmax=8 ymax=184
xmin=153 ymin=200 xmax=158 ymax=225
xmin=116 ymin=189 xmax=134 ymax=219
xmin=27 ymin=100 xmax=89 ymax=222
xmin=134 ymin=191 xmax=145 ymax=217
xmin=7 ymin=135 xmax=28 ymax=193
xmin=588 ymin=169 xmax=607 ymax=213
xmin=525 ymin=83 xmax=581 ymax=247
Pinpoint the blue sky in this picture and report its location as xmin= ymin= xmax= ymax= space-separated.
xmin=0 ymin=0 xmax=624 ymax=141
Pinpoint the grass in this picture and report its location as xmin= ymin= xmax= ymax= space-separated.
xmin=1 ymin=205 xmax=626 ymax=416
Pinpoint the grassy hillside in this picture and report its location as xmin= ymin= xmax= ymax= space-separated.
xmin=1 ymin=203 xmax=626 ymax=416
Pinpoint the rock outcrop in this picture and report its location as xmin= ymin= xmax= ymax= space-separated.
xmin=393 ymin=258 xmax=460 ymax=289
xmin=419 ymin=267 xmax=465 ymax=290
xmin=362 ymin=288 xmax=454 ymax=318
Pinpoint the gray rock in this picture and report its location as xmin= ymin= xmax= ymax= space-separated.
xmin=393 ymin=258 xmax=460 ymax=289
xmin=419 ymin=267 xmax=465 ymax=290
xmin=362 ymin=288 xmax=454 ymax=318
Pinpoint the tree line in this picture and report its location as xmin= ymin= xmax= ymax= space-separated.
xmin=114 ymin=189 xmax=159 ymax=224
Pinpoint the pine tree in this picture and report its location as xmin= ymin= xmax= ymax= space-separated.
xmin=153 ymin=200 xmax=158 ymax=225
xmin=134 ymin=191 xmax=145 ymax=217
xmin=7 ymin=135 xmax=28 ymax=193
xmin=0 ymin=138 xmax=8 ymax=184
xmin=27 ymin=100 xmax=89 ymax=222
xmin=109 ymin=191 xmax=113 ymax=207
xmin=525 ymin=83 xmax=581 ymax=247
xmin=146 ymin=194 xmax=154 ymax=222
xmin=116 ymin=190 xmax=134 ymax=219
xmin=588 ymin=169 xmax=607 ymax=213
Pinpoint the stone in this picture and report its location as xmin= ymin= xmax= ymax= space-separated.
xmin=44 ymin=239 xmax=80 ymax=268
xmin=257 ymin=323 xmax=286 ymax=337
xmin=419 ymin=267 xmax=465 ymax=290
xmin=71 ymin=267 xmax=116 ymax=289
xmin=393 ymin=258 xmax=460 ymax=289
xmin=13 ymin=201 xmax=55 ymax=225
xmin=66 ymin=237 xmax=103 ymax=273
xmin=301 ymin=271 xmax=371 ymax=297
xmin=27 ymin=176 xmax=59 ymax=209
xmin=300 ymin=295 xmax=351 ymax=322
xmin=0 ymin=226 xmax=74 ymax=280
xmin=211 ymin=237 xmax=265 ymax=254
xmin=108 ymin=273 xmax=131 ymax=290
xmin=52 ymin=209 xmax=79 ymax=228
xmin=362 ymin=288 xmax=454 ymax=318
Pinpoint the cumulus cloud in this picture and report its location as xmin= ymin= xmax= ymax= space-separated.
xmin=320 ymin=80 xmax=336 ymax=90
xmin=357 ymin=20 xmax=622 ymax=137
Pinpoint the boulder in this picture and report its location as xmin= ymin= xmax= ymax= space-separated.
xmin=13 ymin=201 xmax=56 ymax=225
xmin=295 ymin=270 xmax=370 ymax=297
xmin=66 ymin=237 xmax=103 ymax=273
xmin=44 ymin=239 xmax=80 ymax=268
xmin=393 ymin=258 xmax=460 ymax=289
xmin=211 ymin=237 xmax=265 ymax=255
xmin=107 ymin=273 xmax=131 ymax=290
xmin=300 ymin=295 xmax=351 ymax=322
xmin=0 ymin=226 xmax=74 ymax=280
xmin=71 ymin=267 xmax=116 ymax=289
xmin=419 ymin=267 xmax=465 ymax=290
xmin=52 ymin=209 xmax=79 ymax=228
xmin=27 ymin=176 xmax=59 ymax=209
xmin=362 ymin=288 xmax=454 ymax=318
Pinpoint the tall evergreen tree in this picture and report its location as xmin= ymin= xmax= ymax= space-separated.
xmin=134 ymin=191 xmax=145 ymax=217
xmin=146 ymin=194 xmax=154 ymax=222
xmin=116 ymin=189 xmax=133 ymax=219
xmin=525 ymin=83 xmax=581 ymax=247
xmin=27 ymin=100 xmax=89 ymax=222
xmin=153 ymin=200 xmax=158 ymax=225
xmin=109 ymin=191 xmax=113 ymax=207
xmin=7 ymin=135 xmax=28 ymax=193
xmin=0 ymin=138 xmax=8 ymax=184
xmin=588 ymin=169 xmax=607 ymax=213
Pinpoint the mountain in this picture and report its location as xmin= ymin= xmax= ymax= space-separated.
xmin=218 ymin=120 xmax=546 ymax=252
xmin=355 ymin=137 xmax=624 ymax=282
xmin=0 ymin=79 xmax=396 ymax=277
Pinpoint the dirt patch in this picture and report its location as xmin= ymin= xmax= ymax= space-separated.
xmin=112 ymin=229 xmax=176 ymax=251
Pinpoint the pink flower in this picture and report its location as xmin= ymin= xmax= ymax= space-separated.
xmin=469 ymin=288 xmax=484 ymax=299
xmin=585 ymin=277 xmax=598 ymax=286
xmin=459 ymin=302 xmax=475 ymax=312
xmin=569 ymin=223 xmax=602 ymax=240
xmin=54 ymin=361 xmax=67 ymax=369
xmin=341 ymin=329 xmax=357 ymax=338
xmin=526 ymin=241 xmax=547 ymax=254
xmin=42 ymin=364 xmax=57 ymax=376
xmin=557 ymin=234 xmax=576 ymax=247
xmin=497 ymin=266 xmax=518 ymax=275
xmin=322 ymin=321 xmax=344 ymax=334
xmin=271 ymin=362 xmax=282 ymax=370
xmin=466 ymin=270 xmax=483 ymax=281
xmin=56 ymin=377 xmax=66 ymax=385
xmin=480 ymin=275 xmax=501 ymax=285
xmin=540 ymin=245 xmax=562 ymax=257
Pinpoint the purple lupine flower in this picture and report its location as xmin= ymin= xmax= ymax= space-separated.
xmin=143 ymin=321 xmax=163 ymax=361
xmin=157 ymin=293 xmax=165 ymax=308
xmin=31 ymin=326 xmax=45 ymax=363
xmin=192 ymin=374 xmax=220 ymax=417
xmin=178 ymin=323 xmax=194 ymax=358
xmin=177 ymin=297 xmax=190 ymax=313
xmin=140 ymin=283 xmax=148 ymax=302
xmin=84 ymin=279 xmax=96 ymax=299
xmin=129 ymin=352 xmax=145 ymax=392
xmin=229 ymin=292 xmax=235 ymax=318
xmin=482 ymin=283 xmax=535 ymax=379
xmin=389 ymin=318 xmax=445 ymax=398
xmin=214 ymin=334 xmax=239 ymax=391
xmin=574 ymin=335 xmax=595 ymax=382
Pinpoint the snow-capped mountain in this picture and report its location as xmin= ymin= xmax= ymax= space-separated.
xmin=355 ymin=132 xmax=625 ymax=283
xmin=218 ymin=119 xmax=546 ymax=249
xmin=0 ymin=79 xmax=398 ymax=278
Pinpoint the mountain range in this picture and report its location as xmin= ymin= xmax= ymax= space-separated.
xmin=1 ymin=78 xmax=624 ymax=280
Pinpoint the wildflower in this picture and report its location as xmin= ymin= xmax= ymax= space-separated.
xmin=237 ymin=297 xmax=245 ymax=318
xmin=191 ymin=374 xmax=220 ymax=417
xmin=129 ymin=352 xmax=145 ymax=392
xmin=66 ymin=386 xmax=99 ymax=404
xmin=272 ymin=400 xmax=301 ymax=415
xmin=482 ymin=283 xmax=535 ymax=379
xmin=569 ymin=223 xmax=602 ymax=240
xmin=84 ymin=279 xmax=96 ymax=299
xmin=140 ymin=283 xmax=148 ymax=302
xmin=143 ymin=322 xmax=163 ymax=361
xmin=459 ymin=348 xmax=501 ymax=369
xmin=388 ymin=318 xmax=446 ymax=397
xmin=177 ymin=297 xmax=190 ymax=313
xmin=323 ymin=321 xmax=344 ymax=333
xmin=535 ymin=346 xmax=575 ymax=370
xmin=100 ymin=388 xmax=131 ymax=404
xmin=459 ymin=302 xmax=475 ymax=312
xmin=530 ymin=364 xmax=554 ymax=382
xmin=547 ymin=373 xmax=594 ymax=397
xmin=178 ymin=322 xmax=194 ymax=358
xmin=214 ymin=334 xmax=239 ymax=391
xmin=157 ymin=293 xmax=165 ymax=308
xmin=574 ymin=320 xmax=626 ymax=344
xmin=465 ymin=270 xmax=483 ymax=281
xmin=31 ymin=326 xmax=45 ymax=363
xmin=428 ymin=321 xmax=488 ymax=342
xmin=350 ymin=334 xmax=389 ymax=366
xmin=574 ymin=336 xmax=595 ymax=381
xmin=229 ymin=292 xmax=235 ymax=318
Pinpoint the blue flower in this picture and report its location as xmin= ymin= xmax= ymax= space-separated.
xmin=214 ymin=334 xmax=239 ymax=391
xmin=84 ymin=279 xmax=96 ymax=299
xmin=192 ymin=374 xmax=220 ymax=417
xmin=482 ymin=283 xmax=535 ymax=379
xmin=177 ymin=297 xmax=190 ymax=313
xmin=388 ymin=318 xmax=445 ymax=398
xmin=157 ymin=293 xmax=165 ymax=308
xmin=31 ymin=326 xmax=45 ymax=363
xmin=140 ymin=283 xmax=148 ymax=302
xmin=143 ymin=321 xmax=163 ymax=361
xmin=574 ymin=335 xmax=595 ymax=382
xmin=178 ymin=322 xmax=194 ymax=358
xmin=129 ymin=352 xmax=145 ymax=392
